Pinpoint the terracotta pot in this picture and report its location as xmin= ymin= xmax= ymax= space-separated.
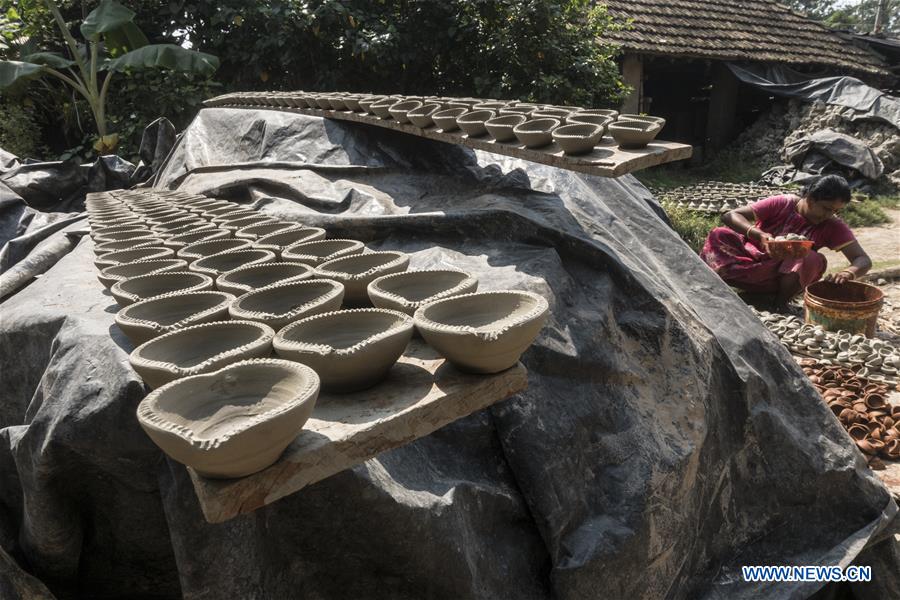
xmin=234 ymin=222 xmax=300 ymax=241
xmin=513 ymin=118 xmax=561 ymax=149
xmin=315 ymin=251 xmax=410 ymax=306
xmin=129 ymin=320 xmax=275 ymax=389
xmin=388 ymin=100 xmax=423 ymax=124
xmin=110 ymin=271 xmax=215 ymax=306
xmin=229 ymin=279 xmax=345 ymax=329
xmin=552 ymin=123 xmax=605 ymax=155
xmin=94 ymin=246 xmax=175 ymax=271
xmin=189 ymin=249 xmax=277 ymax=277
xmin=457 ymin=110 xmax=496 ymax=137
xmin=608 ymin=120 xmax=663 ymax=149
xmin=367 ymin=269 xmax=479 ymax=316
xmin=407 ymin=103 xmax=442 ymax=128
xmin=136 ymin=358 xmax=319 ymax=478
xmin=432 ymin=108 xmax=468 ymax=132
xmin=97 ymin=258 xmax=189 ymax=289
xmin=414 ymin=290 xmax=549 ymax=373
xmin=216 ymin=261 xmax=314 ymax=295
xmin=178 ymin=238 xmax=252 ymax=260
xmin=115 ymin=290 xmax=236 ymax=345
xmin=163 ymin=228 xmax=231 ymax=251
xmin=282 ymin=239 xmax=365 ymax=266
xmin=485 ymin=114 xmax=528 ymax=142
xmin=274 ymin=308 xmax=414 ymax=392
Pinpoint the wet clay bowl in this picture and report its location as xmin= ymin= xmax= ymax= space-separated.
xmin=92 ymin=226 xmax=152 ymax=243
xmin=457 ymin=110 xmax=495 ymax=137
xmin=531 ymin=108 xmax=571 ymax=123
xmin=498 ymin=106 xmax=535 ymax=117
xmin=235 ymin=222 xmax=300 ymax=241
xmin=552 ymin=123 xmax=605 ymax=156
xmin=163 ymin=228 xmax=231 ymax=251
xmin=151 ymin=219 xmax=212 ymax=238
xmin=110 ymin=271 xmax=215 ymax=307
xmin=407 ymin=103 xmax=442 ymax=128
xmin=432 ymin=107 xmax=467 ymax=132
xmin=608 ymin=120 xmax=663 ymax=149
xmin=371 ymin=97 xmax=402 ymax=119
xmin=229 ymin=279 xmax=345 ymax=329
xmin=764 ymin=239 xmax=814 ymax=260
xmin=485 ymin=114 xmax=527 ymax=142
xmin=178 ymin=238 xmax=252 ymax=261
xmin=115 ymin=290 xmax=236 ymax=345
xmin=210 ymin=209 xmax=258 ymax=226
xmin=567 ymin=113 xmax=613 ymax=130
xmin=513 ymin=118 xmax=561 ymax=149
xmin=274 ymin=309 xmax=414 ymax=393
xmin=578 ymin=108 xmax=619 ymax=120
xmin=216 ymin=261 xmax=315 ymax=295
xmin=93 ymin=236 xmax=161 ymax=256
xmin=219 ymin=216 xmax=277 ymax=233
xmin=253 ymin=227 xmax=327 ymax=257
xmin=388 ymin=100 xmax=422 ymax=124
xmin=618 ymin=113 xmax=666 ymax=128
xmin=129 ymin=320 xmax=275 ymax=389
xmin=282 ymin=239 xmax=365 ymax=266
xmin=136 ymin=358 xmax=320 ymax=478
xmin=414 ymin=290 xmax=549 ymax=373
xmin=97 ymin=258 xmax=189 ymax=289
xmin=314 ymin=251 xmax=410 ymax=306
xmin=367 ymin=269 xmax=479 ymax=316
xmin=189 ymin=249 xmax=276 ymax=278
xmin=94 ymin=246 xmax=175 ymax=271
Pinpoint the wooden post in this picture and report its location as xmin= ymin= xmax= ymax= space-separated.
xmin=621 ymin=53 xmax=643 ymax=114
xmin=705 ymin=62 xmax=738 ymax=153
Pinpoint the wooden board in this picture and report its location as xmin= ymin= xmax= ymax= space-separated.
xmin=189 ymin=340 xmax=528 ymax=523
xmin=219 ymin=105 xmax=693 ymax=177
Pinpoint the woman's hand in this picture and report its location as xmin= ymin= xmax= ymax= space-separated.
xmin=748 ymin=227 xmax=772 ymax=244
xmin=824 ymin=270 xmax=855 ymax=284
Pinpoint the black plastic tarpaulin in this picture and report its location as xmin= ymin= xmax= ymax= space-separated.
xmin=1 ymin=107 xmax=898 ymax=600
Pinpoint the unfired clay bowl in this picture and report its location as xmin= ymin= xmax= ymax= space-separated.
xmin=110 ymin=271 xmax=215 ymax=306
xmin=407 ymin=103 xmax=442 ymax=128
xmin=485 ymin=114 xmax=527 ymax=142
xmin=254 ymin=227 xmax=327 ymax=257
xmin=98 ymin=258 xmax=189 ymax=289
xmin=129 ymin=320 xmax=275 ymax=389
xmin=189 ymin=249 xmax=276 ymax=277
xmin=235 ymin=222 xmax=299 ymax=241
xmin=432 ymin=108 xmax=467 ymax=132
xmin=457 ymin=110 xmax=495 ymax=137
xmin=618 ymin=113 xmax=666 ymax=127
xmin=367 ymin=269 xmax=479 ymax=316
xmin=532 ymin=108 xmax=571 ymax=123
xmin=228 ymin=279 xmax=345 ymax=329
xmin=414 ymin=290 xmax=549 ymax=373
xmin=513 ymin=118 xmax=561 ymax=148
xmin=567 ymin=114 xmax=613 ymax=129
xmin=115 ymin=290 xmax=236 ymax=345
xmin=178 ymin=238 xmax=252 ymax=260
xmin=609 ymin=120 xmax=663 ymax=149
xmin=136 ymin=358 xmax=320 ymax=478
xmin=282 ymin=239 xmax=365 ymax=266
xmin=219 ymin=216 xmax=276 ymax=233
xmin=93 ymin=236 xmax=161 ymax=256
xmin=389 ymin=100 xmax=422 ymax=124
xmin=94 ymin=246 xmax=175 ymax=271
xmin=274 ymin=308 xmax=414 ymax=392
xmin=92 ymin=227 xmax=152 ymax=243
xmin=163 ymin=228 xmax=231 ymax=251
xmin=210 ymin=210 xmax=258 ymax=225
xmin=314 ymin=251 xmax=410 ymax=306
xmin=552 ymin=123 xmax=605 ymax=155
xmin=215 ymin=262 xmax=315 ymax=295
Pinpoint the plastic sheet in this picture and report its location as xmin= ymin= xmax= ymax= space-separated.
xmin=0 ymin=108 xmax=897 ymax=599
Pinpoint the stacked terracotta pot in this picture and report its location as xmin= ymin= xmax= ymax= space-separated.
xmin=800 ymin=358 xmax=900 ymax=469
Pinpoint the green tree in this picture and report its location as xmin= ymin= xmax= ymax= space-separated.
xmin=824 ymin=0 xmax=899 ymax=34
xmin=784 ymin=0 xmax=839 ymax=19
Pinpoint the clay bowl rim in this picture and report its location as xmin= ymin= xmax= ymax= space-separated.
xmin=98 ymin=258 xmax=190 ymax=287
xmin=552 ymin=123 xmax=605 ymax=143
xmin=164 ymin=229 xmax=231 ymax=249
xmin=136 ymin=357 xmax=320 ymax=449
xmin=189 ymin=248 xmax=277 ymax=276
xmin=514 ymin=117 xmax=562 ymax=135
xmin=371 ymin=97 xmax=402 ymax=118
xmin=567 ymin=114 xmax=614 ymax=128
xmin=608 ymin=120 xmax=663 ymax=134
xmin=413 ymin=290 xmax=549 ymax=341
xmin=130 ymin=319 xmax=276 ymax=376
xmin=178 ymin=238 xmax=252 ymax=260
xmin=282 ymin=238 xmax=366 ymax=264
xmin=219 ymin=216 xmax=277 ymax=231
xmin=367 ymin=269 xmax=479 ymax=311
xmin=388 ymin=100 xmax=423 ymax=123
xmin=110 ymin=270 xmax=215 ymax=305
xmin=274 ymin=308 xmax=414 ymax=357
xmin=228 ymin=278 xmax=345 ymax=322
xmin=95 ymin=246 xmax=175 ymax=269
xmin=485 ymin=114 xmax=528 ymax=141
xmin=432 ymin=107 xmax=468 ymax=131
xmin=234 ymin=222 xmax=302 ymax=241
xmin=255 ymin=227 xmax=327 ymax=250
xmin=94 ymin=236 xmax=162 ymax=255
xmin=115 ymin=289 xmax=237 ymax=334
xmin=315 ymin=251 xmax=410 ymax=282
xmin=407 ymin=102 xmax=442 ymax=127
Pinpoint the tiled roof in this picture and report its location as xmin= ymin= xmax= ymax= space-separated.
xmin=602 ymin=0 xmax=888 ymax=76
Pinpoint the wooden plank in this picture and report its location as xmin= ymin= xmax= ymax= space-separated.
xmin=189 ymin=339 xmax=528 ymax=523
xmin=219 ymin=105 xmax=692 ymax=177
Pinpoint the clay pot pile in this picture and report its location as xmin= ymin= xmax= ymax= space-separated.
xmin=86 ymin=189 xmax=550 ymax=478
xmin=799 ymin=358 xmax=900 ymax=469
xmin=654 ymin=181 xmax=788 ymax=213
xmin=202 ymin=91 xmax=667 ymax=153
xmin=751 ymin=307 xmax=900 ymax=383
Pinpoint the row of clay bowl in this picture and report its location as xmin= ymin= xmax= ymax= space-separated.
xmin=203 ymin=90 xmax=666 ymax=153
xmin=86 ymin=190 xmax=550 ymax=478
xmin=654 ymin=182 xmax=788 ymax=213
xmin=799 ymin=358 xmax=900 ymax=469
xmin=752 ymin=307 xmax=900 ymax=383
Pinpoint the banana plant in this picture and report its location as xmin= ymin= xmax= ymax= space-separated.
xmin=0 ymin=0 xmax=218 ymax=154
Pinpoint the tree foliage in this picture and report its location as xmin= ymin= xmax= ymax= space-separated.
xmin=785 ymin=0 xmax=899 ymax=34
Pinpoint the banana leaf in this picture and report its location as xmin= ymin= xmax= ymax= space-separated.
xmin=20 ymin=52 xmax=76 ymax=69
xmin=0 ymin=60 xmax=45 ymax=90
xmin=80 ymin=0 xmax=136 ymax=42
xmin=104 ymin=44 xmax=219 ymax=77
